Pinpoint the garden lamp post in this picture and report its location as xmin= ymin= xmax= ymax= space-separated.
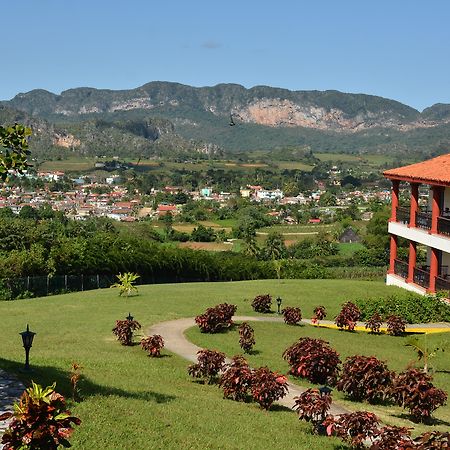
xmin=20 ymin=324 xmax=36 ymax=371
xmin=319 ymin=386 xmax=332 ymax=397
xmin=126 ymin=313 xmax=134 ymax=321
xmin=276 ymin=297 xmax=282 ymax=314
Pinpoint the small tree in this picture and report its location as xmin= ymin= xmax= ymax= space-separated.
xmin=112 ymin=319 xmax=141 ymax=346
xmin=141 ymin=334 xmax=165 ymax=357
xmin=110 ymin=272 xmax=140 ymax=297
xmin=238 ymin=322 xmax=255 ymax=353
xmin=0 ymin=123 xmax=32 ymax=181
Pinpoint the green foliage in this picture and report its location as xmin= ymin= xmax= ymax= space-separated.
xmin=355 ymin=293 xmax=450 ymax=324
xmin=110 ymin=272 xmax=140 ymax=297
xmin=190 ymin=224 xmax=216 ymax=242
xmin=261 ymin=231 xmax=287 ymax=260
xmin=0 ymin=123 xmax=32 ymax=180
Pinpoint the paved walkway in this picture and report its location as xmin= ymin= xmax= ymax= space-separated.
xmin=0 ymin=369 xmax=24 ymax=447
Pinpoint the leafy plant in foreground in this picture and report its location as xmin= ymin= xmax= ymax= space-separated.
xmin=112 ymin=319 xmax=141 ymax=346
xmin=282 ymin=306 xmax=302 ymax=325
xmin=324 ymin=411 xmax=379 ymax=449
xmin=195 ymin=303 xmax=237 ymax=333
xmin=219 ymin=355 xmax=253 ymax=401
xmin=0 ymin=382 xmax=81 ymax=450
xmin=141 ymin=334 xmax=165 ymax=357
xmin=365 ymin=312 xmax=383 ymax=334
xmin=390 ymin=368 xmax=447 ymax=422
xmin=188 ymin=349 xmax=226 ymax=384
xmin=110 ymin=272 xmax=140 ymax=297
xmin=250 ymin=366 xmax=288 ymax=410
xmin=335 ymin=301 xmax=361 ymax=331
xmin=386 ymin=314 xmax=407 ymax=336
xmin=293 ymin=388 xmax=332 ymax=434
xmin=238 ymin=322 xmax=255 ymax=353
xmin=336 ymin=355 xmax=393 ymax=403
xmin=414 ymin=431 xmax=450 ymax=449
xmin=283 ymin=337 xmax=340 ymax=385
xmin=251 ymin=294 xmax=272 ymax=313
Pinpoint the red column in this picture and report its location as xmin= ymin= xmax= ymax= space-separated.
xmin=407 ymin=241 xmax=416 ymax=282
xmin=390 ymin=180 xmax=400 ymax=222
xmin=429 ymin=247 xmax=438 ymax=293
xmin=431 ymin=185 xmax=442 ymax=234
xmin=409 ymin=183 xmax=419 ymax=227
xmin=388 ymin=235 xmax=398 ymax=274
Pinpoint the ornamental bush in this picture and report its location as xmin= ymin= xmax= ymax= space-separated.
xmin=195 ymin=303 xmax=237 ymax=333
xmin=250 ymin=366 xmax=288 ymax=410
xmin=283 ymin=337 xmax=340 ymax=385
xmin=313 ymin=305 xmax=327 ymax=322
xmin=335 ymin=301 xmax=361 ymax=331
xmin=141 ymin=334 xmax=164 ymax=357
xmin=293 ymin=388 xmax=332 ymax=434
xmin=336 ymin=355 xmax=393 ymax=403
xmin=188 ymin=349 xmax=226 ymax=384
xmin=219 ymin=355 xmax=253 ymax=401
xmin=282 ymin=306 xmax=302 ymax=325
xmin=238 ymin=322 xmax=255 ymax=353
xmin=365 ymin=312 xmax=383 ymax=334
xmin=390 ymin=368 xmax=447 ymax=422
xmin=112 ymin=319 xmax=141 ymax=346
xmin=386 ymin=314 xmax=407 ymax=336
xmin=370 ymin=426 xmax=414 ymax=450
xmin=251 ymin=294 xmax=272 ymax=313
xmin=413 ymin=431 xmax=450 ymax=449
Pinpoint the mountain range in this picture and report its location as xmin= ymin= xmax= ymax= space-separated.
xmin=2 ymin=81 xmax=450 ymax=161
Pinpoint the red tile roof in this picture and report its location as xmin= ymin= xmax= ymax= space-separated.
xmin=383 ymin=154 xmax=450 ymax=186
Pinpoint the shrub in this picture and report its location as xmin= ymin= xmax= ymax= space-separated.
xmin=324 ymin=411 xmax=379 ymax=449
xmin=110 ymin=272 xmax=140 ymax=297
xmin=354 ymin=293 xmax=450 ymax=324
xmin=251 ymin=294 xmax=272 ymax=313
xmin=69 ymin=362 xmax=83 ymax=402
xmin=370 ymin=426 xmax=414 ymax=450
xmin=313 ymin=305 xmax=327 ymax=322
xmin=293 ymin=388 xmax=332 ymax=434
xmin=0 ymin=382 xmax=81 ymax=450
xmin=336 ymin=355 xmax=393 ymax=403
xmin=390 ymin=368 xmax=447 ymax=422
xmin=282 ymin=306 xmax=302 ymax=325
xmin=414 ymin=431 xmax=450 ymax=449
xmin=283 ymin=337 xmax=341 ymax=385
xmin=195 ymin=303 xmax=237 ymax=333
xmin=335 ymin=301 xmax=361 ymax=331
xmin=219 ymin=355 xmax=253 ymax=401
xmin=141 ymin=334 xmax=165 ymax=357
xmin=365 ymin=312 xmax=383 ymax=334
xmin=238 ymin=322 xmax=255 ymax=353
xmin=250 ymin=366 xmax=288 ymax=410
xmin=112 ymin=319 xmax=141 ymax=346
xmin=188 ymin=349 xmax=226 ymax=384
xmin=386 ymin=315 xmax=407 ymax=336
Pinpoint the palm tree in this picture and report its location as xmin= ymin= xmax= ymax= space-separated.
xmin=110 ymin=272 xmax=140 ymax=297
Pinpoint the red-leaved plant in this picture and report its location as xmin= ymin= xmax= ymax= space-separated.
xmin=250 ymin=366 xmax=288 ymax=410
xmin=282 ymin=306 xmax=302 ymax=325
xmin=0 ymin=382 xmax=81 ymax=450
xmin=324 ymin=411 xmax=379 ymax=449
xmin=370 ymin=426 xmax=414 ymax=450
xmin=336 ymin=355 xmax=393 ymax=403
xmin=195 ymin=303 xmax=237 ymax=333
xmin=251 ymin=294 xmax=272 ymax=313
xmin=112 ymin=319 xmax=141 ymax=346
xmin=365 ymin=312 xmax=383 ymax=334
xmin=293 ymin=388 xmax=332 ymax=434
xmin=69 ymin=362 xmax=83 ymax=402
xmin=238 ymin=322 xmax=255 ymax=353
xmin=313 ymin=305 xmax=327 ymax=322
xmin=386 ymin=315 xmax=407 ymax=336
xmin=390 ymin=368 xmax=447 ymax=422
xmin=141 ymin=334 xmax=164 ymax=357
xmin=413 ymin=431 xmax=450 ymax=449
xmin=188 ymin=349 xmax=226 ymax=384
xmin=283 ymin=337 xmax=340 ymax=385
xmin=219 ymin=355 xmax=253 ymax=402
xmin=335 ymin=301 xmax=361 ymax=331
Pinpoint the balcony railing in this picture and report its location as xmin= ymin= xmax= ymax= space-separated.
xmin=396 ymin=207 xmax=410 ymax=224
xmin=436 ymin=276 xmax=450 ymax=294
xmin=416 ymin=211 xmax=432 ymax=230
xmin=413 ymin=267 xmax=430 ymax=289
xmin=438 ymin=216 xmax=450 ymax=236
xmin=394 ymin=259 xmax=409 ymax=279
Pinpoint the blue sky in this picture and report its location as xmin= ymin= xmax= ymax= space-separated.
xmin=1 ymin=0 xmax=449 ymax=110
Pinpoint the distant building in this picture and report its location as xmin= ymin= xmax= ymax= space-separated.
xmin=339 ymin=228 xmax=360 ymax=243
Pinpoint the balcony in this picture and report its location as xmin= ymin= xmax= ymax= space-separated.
xmin=396 ymin=206 xmax=410 ymax=224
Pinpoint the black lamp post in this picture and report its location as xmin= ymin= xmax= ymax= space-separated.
xmin=276 ymin=297 xmax=282 ymax=314
xmin=20 ymin=324 xmax=36 ymax=371
xmin=126 ymin=312 xmax=134 ymax=321
xmin=319 ymin=385 xmax=332 ymax=396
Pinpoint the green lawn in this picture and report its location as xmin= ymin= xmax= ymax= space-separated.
xmin=338 ymin=242 xmax=366 ymax=256
xmin=0 ymin=280 xmax=442 ymax=448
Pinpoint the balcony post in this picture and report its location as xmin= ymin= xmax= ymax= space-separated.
xmin=407 ymin=241 xmax=416 ymax=283
xmin=388 ymin=235 xmax=398 ymax=274
xmin=429 ymin=248 xmax=439 ymax=293
xmin=409 ymin=183 xmax=419 ymax=227
xmin=390 ymin=180 xmax=400 ymax=222
xmin=430 ymin=185 xmax=442 ymax=234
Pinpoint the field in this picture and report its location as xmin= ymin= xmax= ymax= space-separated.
xmin=1 ymin=279 xmax=435 ymax=449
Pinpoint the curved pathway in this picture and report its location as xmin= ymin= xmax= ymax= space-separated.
xmin=148 ymin=316 xmax=349 ymax=415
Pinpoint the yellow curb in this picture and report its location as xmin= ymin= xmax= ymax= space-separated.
xmin=311 ymin=323 xmax=450 ymax=334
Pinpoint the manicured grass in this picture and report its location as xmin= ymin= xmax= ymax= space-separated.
xmin=338 ymin=242 xmax=366 ymax=256
xmin=257 ymin=223 xmax=337 ymax=234
xmin=0 ymin=280 xmax=427 ymax=448
xmin=38 ymin=158 xmax=96 ymax=172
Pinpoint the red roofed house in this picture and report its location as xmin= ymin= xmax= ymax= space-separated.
xmin=157 ymin=204 xmax=178 ymax=217
xmin=384 ymin=154 xmax=450 ymax=295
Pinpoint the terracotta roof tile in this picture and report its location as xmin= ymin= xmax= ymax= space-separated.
xmin=383 ymin=154 xmax=450 ymax=186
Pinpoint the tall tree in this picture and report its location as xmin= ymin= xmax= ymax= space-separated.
xmin=0 ymin=124 xmax=32 ymax=180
